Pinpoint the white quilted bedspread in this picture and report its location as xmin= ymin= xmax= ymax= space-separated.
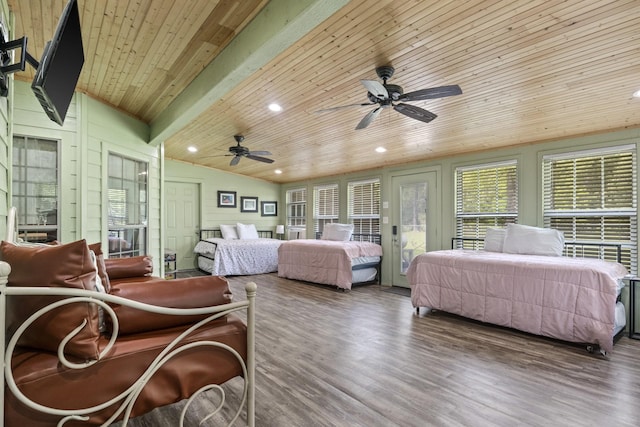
xmin=194 ymin=238 xmax=282 ymax=276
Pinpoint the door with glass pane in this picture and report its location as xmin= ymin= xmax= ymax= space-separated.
xmin=391 ymin=172 xmax=437 ymax=287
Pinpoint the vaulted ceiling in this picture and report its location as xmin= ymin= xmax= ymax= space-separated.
xmin=7 ymin=0 xmax=640 ymax=183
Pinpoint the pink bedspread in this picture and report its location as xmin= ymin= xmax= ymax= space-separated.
xmin=277 ymin=240 xmax=382 ymax=289
xmin=407 ymin=250 xmax=628 ymax=352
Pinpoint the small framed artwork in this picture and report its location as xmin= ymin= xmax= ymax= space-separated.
xmin=241 ymin=196 xmax=259 ymax=213
xmin=218 ymin=191 xmax=237 ymax=208
xmin=261 ymin=201 xmax=277 ymax=217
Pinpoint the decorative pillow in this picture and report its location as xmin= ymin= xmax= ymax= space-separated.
xmin=502 ymin=224 xmax=565 ymax=256
xmin=321 ymin=223 xmax=354 ymax=241
xmin=104 ymin=255 xmax=153 ymax=280
xmin=0 ymin=239 xmax=101 ymax=359
xmin=483 ymin=228 xmax=506 ymax=252
xmin=88 ymin=242 xmax=111 ymax=293
xmin=219 ymin=224 xmax=238 ymax=240
xmin=89 ymin=250 xmax=107 ymax=333
xmin=236 ymin=223 xmax=259 ymax=240
xmin=107 ymin=275 xmax=233 ymax=335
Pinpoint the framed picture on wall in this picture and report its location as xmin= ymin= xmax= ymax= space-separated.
xmin=218 ymin=191 xmax=236 ymax=208
xmin=241 ymin=196 xmax=258 ymax=212
xmin=261 ymin=201 xmax=277 ymax=217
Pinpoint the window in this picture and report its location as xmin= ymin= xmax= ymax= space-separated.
xmin=455 ymin=161 xmax=518 ymax=238
xmin=313 ymin=183 xmax=338 ymax=233
xmin=286 ymin=187 xmax=306 ymax=228
xmin=12 ymin=136 xmax=59 ymax=243
xmin=108 ymin=153 xmax=148 ymax=257
xmin=348 ymin=178 xmax=380 ymax=234
xmin=543 ymin=146 xmax=637 ymax=273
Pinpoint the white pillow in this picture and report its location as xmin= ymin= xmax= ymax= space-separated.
xmin=483 ymin=228 xmax=506 ymax=252
xmin=89 ymin=250 xmax=107 ymax=332
xmin=502 ymin=224 xmax=564 ymax=257
xmin=236 ymin=223 xmax=260 ymax=240
xmin=321 ymin=223 xmax=354 ymax=241
xmin=219 ymin=224 xmax=238 ymax=240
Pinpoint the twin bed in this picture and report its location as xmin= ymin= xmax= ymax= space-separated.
xmin=407 ymin=224 xmax=629 ymax=354
xmin=194 ymin=226 xmax=282 ymax=276
xmin=277 ymin=232 xmax=382 ymax=290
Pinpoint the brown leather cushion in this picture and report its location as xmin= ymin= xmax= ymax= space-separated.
xmin=104 ymin=255 xmax=153 ymax=280
xmin=108 ymin=275 xmax=233 ymax=334
xmin=88 ymin=242 xmax=111 ymax=293
xmin=0 ymin=239 xmax=101 ymax=360
xmin=6 ymin=315 xmax=247 ymax=426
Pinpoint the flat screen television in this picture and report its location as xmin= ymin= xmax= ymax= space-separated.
xmin=31 ymin=0 xmax=84 ymax=126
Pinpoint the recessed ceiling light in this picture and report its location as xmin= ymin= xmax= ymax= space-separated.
xmin=633 ymin=89 xmax=640 ymax=98
xmin=268 ymin=103 xmax=282 ymax=112
xmin=375 ymin=147 xmax=387 ymax=153
xmin=275 ymin=169 xmax=283 ymax=174
xmin=187 ymin=146 xmax=198 ymax=153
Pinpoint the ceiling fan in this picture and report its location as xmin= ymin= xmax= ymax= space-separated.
xmin=316 ymin=65 xmax=462 ymax=130
xmin=225 ymin=135 xmax=274 ymax=166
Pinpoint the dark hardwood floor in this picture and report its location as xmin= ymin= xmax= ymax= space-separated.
xmin=115 ymin=271 xmax=640 ymax=426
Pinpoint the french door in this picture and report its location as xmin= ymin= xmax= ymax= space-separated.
xmin=391 ymin=171 xmax=438 ymax=287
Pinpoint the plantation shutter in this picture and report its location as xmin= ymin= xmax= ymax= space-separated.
xmin=543 ymin=145 xmax=637 ymax=272
xmin=455 ymin=161 xmax=518 ymax=238
xmin=286 ymin=187 xmax=306 ymax=227
xmin=348 ymin=178 xmax=381 ymax=234
xmin=313 ymin=184 xmax=339 ymax=233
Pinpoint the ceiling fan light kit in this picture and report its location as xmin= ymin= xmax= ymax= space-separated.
xmin=317 ymin=65 xmax=462 ymax=129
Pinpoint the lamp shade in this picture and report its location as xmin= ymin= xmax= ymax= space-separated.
xmin=276 ymin=225 xmax=285 ymax=234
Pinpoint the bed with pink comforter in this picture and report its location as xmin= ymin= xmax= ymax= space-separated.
xmin=407 ymin=250 xmax=628 ymax=353
xmin=277 ymin=239 xmax=382 ymax=290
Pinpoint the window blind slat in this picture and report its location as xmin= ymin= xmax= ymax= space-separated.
xmin=348 ymin=178 xmax=381 ymax=234
xmin=313 ymin=184 xmax=339 ymax=232
xmin=456 ymin=161 xmax=518 ymax=238
xmin=543 ymin=147 xmax=637 ymax=273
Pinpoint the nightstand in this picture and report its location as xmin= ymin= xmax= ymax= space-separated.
xmin=164 ymin=249 xmax=177 ymax=279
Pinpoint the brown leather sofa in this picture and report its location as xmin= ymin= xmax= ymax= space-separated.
xmin=0 ymin=239 xmax=255 ymax=427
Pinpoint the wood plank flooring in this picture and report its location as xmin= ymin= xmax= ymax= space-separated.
xmin=114 ymin=272 xmax=640 ymax=427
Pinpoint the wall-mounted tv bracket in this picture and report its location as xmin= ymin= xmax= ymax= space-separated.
xmin=0 ymin=29 xmax=39 ymax=97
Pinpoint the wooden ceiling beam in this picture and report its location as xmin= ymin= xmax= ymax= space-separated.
xmin=148 ymin=0 xmax=350 ymax=146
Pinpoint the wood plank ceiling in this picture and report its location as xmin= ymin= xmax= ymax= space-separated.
xmin=7 ymin=0 xmax=640 ymax=183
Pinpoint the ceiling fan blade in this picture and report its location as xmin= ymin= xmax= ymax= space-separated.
xmin=230 ymin=155 xmax=241 ymax=166
xmin=247 ymin=150 xmax=272 ymax=156
xmin=246 ymin=154 xmax=275 ymax=164
xmin=394 ymin=103 xmax=437 ymax=123
xmin=399 ymin=85 xmax=462 ymax=102
xmin=315 ymin=102 xmax=374 ymax=113
xmin=355 ymin=107 xmax=383 ymax=130
xmin=360 ymin=79 xmax=388 ymax=99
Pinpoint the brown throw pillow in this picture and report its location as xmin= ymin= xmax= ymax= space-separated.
xmin=108 ymin=275 xmax=233 ymax=334
xmin=0 ymin=239 xmax=101 ymax=360
xmin=104 ymin=255 xmax=153 ymax=280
